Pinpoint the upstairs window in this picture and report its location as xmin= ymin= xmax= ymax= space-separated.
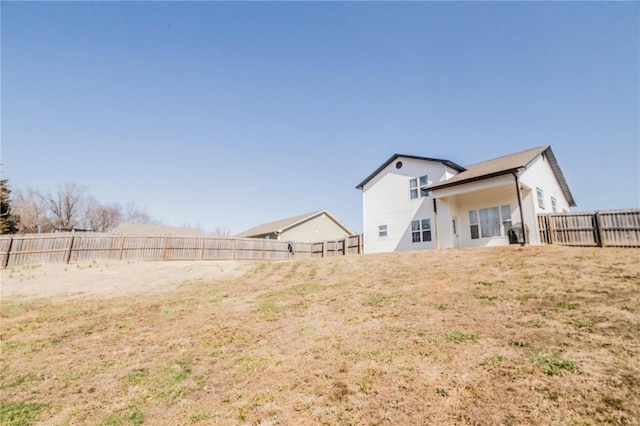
xmin=419 ymin=175 xmax=429 ymax=197
xmin=410 ymin=175 xmax=429 ymax=199
xmin=551 ymin=197 xmax=558 ymax=213
xmin=378 ymin=225 xmax=388 ymax=237
xmin=410 ymin=178 xmax=418 ymax=199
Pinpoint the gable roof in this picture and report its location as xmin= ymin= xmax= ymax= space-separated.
xmin=356 ymin=154 xmax=465 ymax=190
xmin=234 ymin=210 xmax=355 ymax=238
xmin=426 ymin=145 xmax=576 ymax=206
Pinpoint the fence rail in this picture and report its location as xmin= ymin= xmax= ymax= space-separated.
xmin=0 ymin=234 xmax=364 ymax=269
xmin=538 ymin=209 xmax=640 ymax=247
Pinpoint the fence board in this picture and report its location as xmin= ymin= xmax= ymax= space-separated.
xmin=0 ymin=233 xmax=363 ymax=268
xmin=71 ymin=235 xmax=121 ymax=262
xmin=538 ymin=210 xmax=640 ymax=248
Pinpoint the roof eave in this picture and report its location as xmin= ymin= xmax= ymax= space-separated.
xmin=426 ymin=168 xmax=522 ymax=192
xmin=542 ymin=147 xmax=577 ymax=207
xmin=356 ymin=154 xmax=465 ymax=190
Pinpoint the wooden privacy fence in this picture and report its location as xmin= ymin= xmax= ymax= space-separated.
xmin=0 ymin=234 xmax=364 ymax=269
xmin=538 ymin=209 xmax=640 ymax=247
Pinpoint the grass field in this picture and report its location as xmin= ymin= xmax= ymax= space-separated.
xmin=1 ymin=245 xmax=638 ymax=425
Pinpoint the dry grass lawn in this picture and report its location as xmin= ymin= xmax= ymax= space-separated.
xmin=1 ymin=246 xmax=639 ymax=425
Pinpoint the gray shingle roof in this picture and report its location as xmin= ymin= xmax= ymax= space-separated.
xmin=426 ymin=145 xmax=576 ymax=206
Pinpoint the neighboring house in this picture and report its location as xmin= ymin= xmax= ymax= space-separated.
xmin=235 ymin=210 xmax=355 ymax=242
xmin=356 ymin=145 xmax=575 ymax=253
xmin=114 ymin=223 xmax=204 ymax=237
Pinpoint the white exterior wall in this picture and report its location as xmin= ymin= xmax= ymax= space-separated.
xmin=520 ymin=188 xmax=539 ymax=245
xmin=520 ymin=154 xmax=573 ymax=214
xmin=362 ymin=158 xmax=458 ymax=253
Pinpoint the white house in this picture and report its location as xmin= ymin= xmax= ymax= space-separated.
xmin=356 ymin=145 xmax=575 ymax=253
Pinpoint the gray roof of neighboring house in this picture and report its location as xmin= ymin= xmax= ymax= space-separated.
xmin=425 ymin=145 xmax=576 ymax=206
xmin=235 ymin=210 xmax=355 ymax=238
xmin=114 ymin=223 xmax=204 ymax=237
xmin=356 ymin=154 xmax=465 ymax=190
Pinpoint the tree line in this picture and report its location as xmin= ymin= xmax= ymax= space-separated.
xmin=0 ymin=179 xmax=158 ymax=234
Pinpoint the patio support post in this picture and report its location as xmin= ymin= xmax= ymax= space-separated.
xmin=513 ymin=172 xmax=527 ymax=246
xmin=433 ymin=198 xmax=440 ymax=250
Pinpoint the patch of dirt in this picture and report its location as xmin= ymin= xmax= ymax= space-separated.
xmin=1 ymin=260 xmax=249 ymax=300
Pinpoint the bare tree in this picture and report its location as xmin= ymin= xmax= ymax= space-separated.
xmin=13 ymin=188 xmax=54 ymax=233
xmin=209 ymin=225 xmax=233 ymax=237
xmin=45 ymin=183 xmax=88 ymax=231
xmin=123 ymin=202 xmax=158 ymax=225
xmin=83 ymin=197 xmax=122 ymax=232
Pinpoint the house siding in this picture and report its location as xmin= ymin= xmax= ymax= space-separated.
xmin=362 ymin=157 xmax=458 ymax=253
xmin=520 ymin=154 xmax=573 ymax=214
xmin=281 ymin=213 xmax=351 ymax=242
xmin=521 ymin=188 xmax=539 ymax=245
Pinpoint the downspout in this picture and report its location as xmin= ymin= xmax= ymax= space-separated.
xmin=513 ymin=171 xmax=527 ymax=246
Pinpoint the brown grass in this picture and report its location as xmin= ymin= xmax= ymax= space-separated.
xmin=1 ymin=246 xmax=639 ymax=425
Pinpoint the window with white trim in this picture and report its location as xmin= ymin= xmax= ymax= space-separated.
xmin=411 ymin=219 xmax=432 ymax=243
xmin=419 ymin=175 xmax=429 ymax=197
xmin=537 ymin=188 xmax=545 ymax=209
xmin=469 ymin=205 xmax=512 ymax=239
xmin=378 ymin=225 xmax=388 ymax=237
xmin=551 ymin=197 xmax=557 ymax=213
xmin=410 ymin=179 xmax=418 ymax=199
xmin=501 ymin=205 xmax=512 ymax=235
xmin=410 ymin=175 xmax=429 ymax=199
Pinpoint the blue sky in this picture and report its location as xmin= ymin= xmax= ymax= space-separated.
xmin=2 ymin=1 xmax=638 ymax=234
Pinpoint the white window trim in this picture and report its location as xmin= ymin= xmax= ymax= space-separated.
xmin=411 ymin=218 xmax=432 ymax=243
xmin=469 ymin=205 xmax=512 ymax=240
xmin=537 ymin=188 xmax=545 ymax=209
xmin=410 ymin=175 xmax=429 ymax=199
xmin=419 ymin=175 xmax=429 ymax=197
xmin=378 ymin=224 xmax=388 ymax=238
xmin=409 ymin=178 xmax=418 ymax=199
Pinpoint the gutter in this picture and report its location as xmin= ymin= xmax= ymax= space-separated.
xmin=426 ymin=168 xmax=522 ymax=192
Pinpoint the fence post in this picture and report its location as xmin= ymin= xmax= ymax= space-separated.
xmin=2 ymin=237 xmax=13 ymax=269
xmin=233 ymin=239 xmax=237 ymax=260
xmin=200 ymin=238 xmax=206 ymax=260
xmin=322 ymin=241 xmax=327 ymax=258
xmin=594 ymin=212 xmax=605 ymax=247
xmin=161 ymin=236 xmax=168 ymax=261
xmin=343 ymin=237 xmax=348 ymax=256
xmin=547 ymin=215 xmax=555 ymax=245
xmin=65 ymin=235 xmax=75 ymax=264
xmin=118 ymin=236 xmax=126 ymax=260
